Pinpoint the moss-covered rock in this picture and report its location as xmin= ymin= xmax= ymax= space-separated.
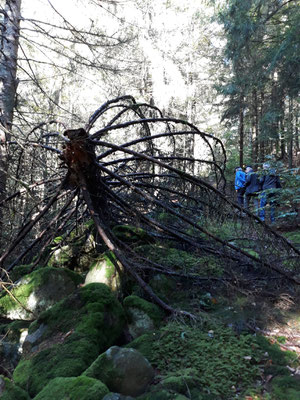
xmin=84 ymin=251 xmax=123 ymax=292
xmin=33 ymin=376 xmax=109 ymax=400
xmin=0 ymin=376 xmax=30 ymax=400
xmin=83 ymin=346 xmax=154 ymax=397
xmin=157 ymin=370 xmax=199 ymax=395
xmin=123 ymin=295 xmax=164 ymax=339
xmin=0 ymin=267 xmax=83 ymax=320
xmin=13 ymin=283 xmax=125 ymax=397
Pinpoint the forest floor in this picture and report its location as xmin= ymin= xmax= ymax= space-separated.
xmin=144 ymin=224 xmax=300 ymax=399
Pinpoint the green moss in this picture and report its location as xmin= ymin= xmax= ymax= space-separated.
xmin=13 ymin=283 xmax=125 ymax=397
xmin=0 ymin=376 xmax=30 ymax=400
xmin=129 ymin=322 xmax=263 ymax=398
xmin=136 ymin=246 xmax=223 ymax=276
xmin=123 ymin=295 xmax=164 ymax=326
xmin=89 ymin=251 xmax=117 ymax=280
xmin=10 ymin=265 xmax=32 ymax=282
xmin=83 ymin=353 xmax=119 ymax=384
xmin=271 ymin=375 xmax=300 ymax=400
xmin=158 ymin=370 xmax=199 ymax=394
xmin=125 ymin=333 xmax=156 ymax=361
xmin=0 ymin=267 xmax=83 ymax=315
xmin=0 ymin=320 xmax=30 ymax=342
xmin=282 ymin=229 xmax=300 ymax=246
xmin=112 ymin=225 xmax=154 ymax=244
xmin=33 ymin=376 xmax=109 ymax=400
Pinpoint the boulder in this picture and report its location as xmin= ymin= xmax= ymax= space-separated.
xmin=13 ymin=283 xmax=125 ymax=398
xmin=0 ymin=267 xmax=83 ymax=320
xmin=83 ymin=346 xmax=154 ymax=397
xmin=123 ymin=295 xmax=163 ymax=339
xmin=33 ymin=376 xmax=109 ymax=400
xmin=84 ymin=252 xmax=122 ymax=292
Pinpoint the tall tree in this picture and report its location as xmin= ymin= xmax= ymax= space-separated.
xmin=0 ymin=0 xmax=21 ymax=200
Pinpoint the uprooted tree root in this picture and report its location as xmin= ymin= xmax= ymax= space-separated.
xmin=0 ymin=96 xmax=299 ymax=317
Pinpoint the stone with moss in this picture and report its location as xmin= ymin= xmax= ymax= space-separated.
xmin=83 ymin=346 xmax=154 ymax=397
xmin=0 ymin=267 xmax=83 ymax=321
xmin=0 ymin=376 xmax=30 ymax=400
xmin=33 ymin=376 xmax=109 ymax=400
xmin=157 ymin=370 xmax=199 ymax=395
xmin=13 ymin=283 xmax=125 ymax=398
xmin=84 ymin=251 xmax=123 ymax=292
xmin=123 ymin=295 xmax=164 ymax=339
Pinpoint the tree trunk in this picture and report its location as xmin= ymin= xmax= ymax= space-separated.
xmin=287 ymin=98 xmax=293 ymax=169
xmin=238 ymin=101 xmax=244 ymax=167
xmin=251 ymin=90 xmax=259 ymax=166
xmin=0 ymin=0 xmax=21 ymax=217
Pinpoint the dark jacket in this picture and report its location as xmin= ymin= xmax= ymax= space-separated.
xmin=260 ymin=169 xmax=281 ymax=190
xmin=245 ymin=172 xmax=260 ymax=195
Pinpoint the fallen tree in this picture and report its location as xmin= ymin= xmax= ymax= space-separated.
xmin=1 ymin=96 xmax=299 ymax=315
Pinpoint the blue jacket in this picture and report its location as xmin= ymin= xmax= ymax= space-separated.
xmin=235 ymin=170 xmax=246 ymax=190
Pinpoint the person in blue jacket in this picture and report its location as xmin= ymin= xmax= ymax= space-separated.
xmin=234 ymin=167 xmax=246 ymax=207
xmin=259 ymin=162 xmax=281 ymax=223
xmin=244 ymin=166 xmax=260 ymax=214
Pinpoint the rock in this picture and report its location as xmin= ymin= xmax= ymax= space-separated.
xmin=83 ymin=346 xmax=154 ymax=397
xmin=0 ymin=320 xmax=30 ymax=372
xmin=0 ymin=267 xmax=83 ymax=320
xmin=33 ymin=376 xmax=109 ymax=400
xmin=84 ymin=251 xmax=122 ymax=292
xmin=0 ymin=375 xmax=30 ymax=400
xmin=123 ymin=295 xmax=163 ymax=339
xmin=13 ymin=283 xmax=125 ymax=398
xmin=22 ymin=323 xmax=47 ymax=354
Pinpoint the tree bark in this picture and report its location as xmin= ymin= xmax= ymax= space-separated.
xmin=238 ymin=100 xmax=244 ymax=167
xmin=251 ymin=89 xmax=259 ymax=166
xmin=0 ymin=0 xmax=21 ymax=225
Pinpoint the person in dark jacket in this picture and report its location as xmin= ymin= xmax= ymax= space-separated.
xmin=234 ymin=167 xmax=246 ymax=207
xmin=259 ymin=163 xmax=281 ymax=223
xmin=244 ymin=166 xmax=260 ymax=214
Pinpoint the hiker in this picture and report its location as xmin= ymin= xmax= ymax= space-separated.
xmin=259 ymin=163 xmax=282 ymax=223
xmin=244 ymin=166 xmax=260 ymax=214
xmin=234 ymin=167 xmax=246 ymax=207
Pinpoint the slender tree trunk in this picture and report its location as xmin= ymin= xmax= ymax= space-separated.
xmin=287 ymin=98 xmax=293 ymax=168
xmin=251 ymin=89 xmax=259 ymax=166
xmin=0 ymin=0 xmax=21 ymax=221
xmin=259 ymin=91 xmax=265 ymax=163
xmin=238 ymin=100 xmax=244 ymax=167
